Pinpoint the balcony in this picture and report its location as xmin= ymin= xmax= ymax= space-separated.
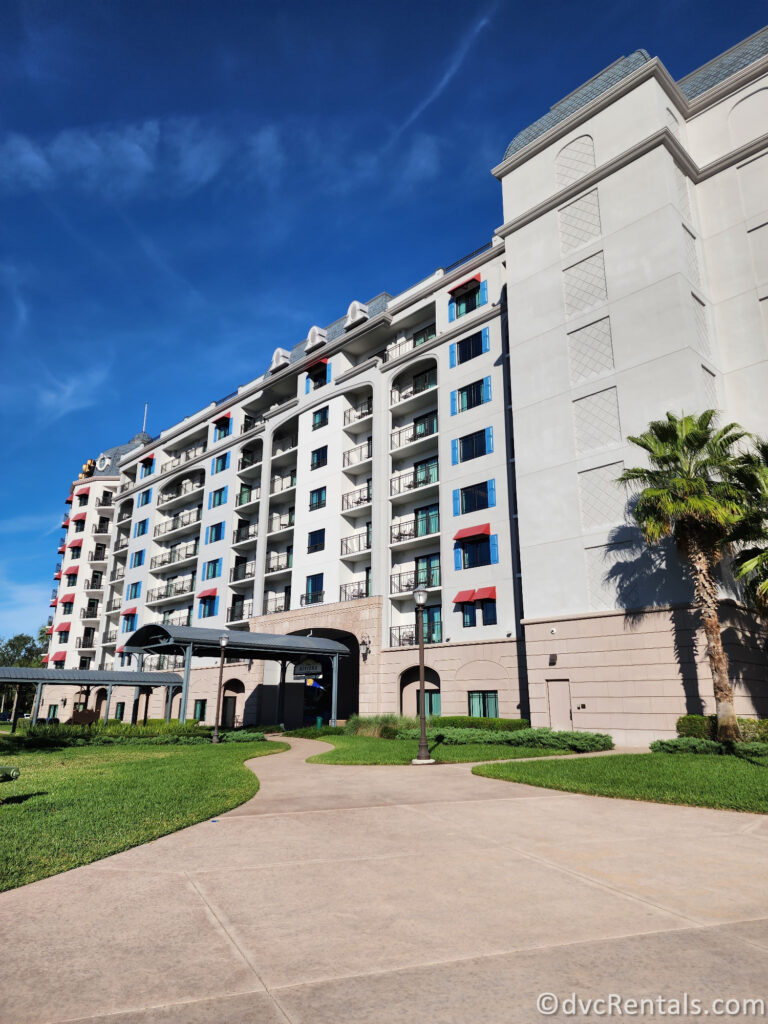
xmin=343 ymin=401 xmax=373 ymax=428
xmin=340 ymin=580 xmax=370 ymax=602
xmin=109 ymin=570 xmax=125 ymax=583
xmin=389 ymin=621 xmax=442 ymax=647
xmin=145 ymin=578 xmax=196 ymax=605
xmin=390 ymin=462 xmax=439 ymax=499
xmin=341 ymin=484 xmax=372 ymax=513
xmin=105 ymin=599 xmax=121 ymax=613
xmin=390 ymin=415 xmax=438 ymax=451
xmin=158 ymin=478 xmax=205 ymax=510
xmin=103 ymin=629 xmax=118 ymax=645
xmin=272 ymin=435 xmax=297 ymax=459
xmin=268 ymin=511 xmax=294 ymax=535
xmin=150 ymin=541 xmax=198 ymax=572
xmin=76 ymin=636 xmax=97 ymax=650
xmin=227 ymin=600 xmax=254 ymax=623
xmin=96 ymin=495 xmax=113 ymax=508
xmin=300 ymin=591 xmax=324 ymax=606
xmin=390 ymin=512 xmax=439 ymax=545
xmin=113 ymin=538 xmax=129 ymax=554
xmin=265 ymin=552 xmax=292 ymax=575
xmin=118 ymin=481 xmax=134 ymax=494
xmin=270 ymin=473 xmax=296 ymax=496
xmin=85 ymin=578 xmax=104 ymax=592
xmin=235 ymin=486 xmax=260 ymax=512
xmin=238 ymin=452 xmax=262 ymax=476
xmin=89 ymin=549 xmax=108 ymax=564
xmin=80 ymin=606 xmax=100 ymax=620
xmin=154 ymin=507 xmax=202 ymax=540
xmin=385 ymin=336 xmax=436 ymax=363
xmin=241 ymin=414 xmax=265 ymax=435
xmin=158 ymin=610 xmax=192 ymax=628
xmin=390 ymin=369 xmax=438 ymax=407
xmin=160 ymin=443 xmax=207 ymax=475
xmin=263 ymin=595 xmax=288 ymax=614
xmin=91 ymin=522 xmax=110 ymax=536
xmin=230 ymin=560 xmax=256 ymax=584
xmin=232 ymin=523 xmax=258 ymax=546
xmin=341 ymin=530 xmax=372 ymax=558
xmin=117 ymin=510 xmax=132 ymax=523
xmin=343 ymin=439 xmax=372 ymax=470
xmin=51 ymin=588 xmax=59 ymax=601
xmin=390 ymin=564 xmax=441 ymax=594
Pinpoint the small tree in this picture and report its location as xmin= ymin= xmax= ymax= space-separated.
xmin=731 ymin=438 xmax=768 ymax=616
xmin=0 ymin=629 xmax=48 ymax=718
xmin=619 ymin=411 xmax=747 ymax=741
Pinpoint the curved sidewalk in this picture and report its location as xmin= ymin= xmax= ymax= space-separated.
xmin=1 ymin=738 xmax=767 ymax=1023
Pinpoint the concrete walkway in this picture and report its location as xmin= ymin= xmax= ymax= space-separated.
xmin=1 ymin=739 xmax=767 ymax=1024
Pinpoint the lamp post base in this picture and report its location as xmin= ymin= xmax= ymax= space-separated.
xmin=411 ymin=757 xmax=436 ymax=765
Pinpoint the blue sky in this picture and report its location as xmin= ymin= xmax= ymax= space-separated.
xmin=0 ymin=0 xmax=765 ymax=637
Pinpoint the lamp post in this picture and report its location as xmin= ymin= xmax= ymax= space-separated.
xmin=211 ymin=634 xmax=229 ymax=743
xmin=412 ymin=585 xmax=434 ymax=765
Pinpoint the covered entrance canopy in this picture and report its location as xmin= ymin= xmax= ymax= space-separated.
xmin=125 ymin=624 xmax=349 ymax=724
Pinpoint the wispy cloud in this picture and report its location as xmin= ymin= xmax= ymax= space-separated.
xmin=0 ymin=570 xmax=51 ymax=637
xmin=0 ymin=514 xmax=60 ymax=537
xmin=35 ymin=365 xmax=111 ymax=423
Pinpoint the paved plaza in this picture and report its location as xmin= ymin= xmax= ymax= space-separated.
xmin=1 ymin=738 xmax=767 ymax=1023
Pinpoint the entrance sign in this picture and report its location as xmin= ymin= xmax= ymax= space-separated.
xmin=293 ymin=660 xmax=323 ymax=679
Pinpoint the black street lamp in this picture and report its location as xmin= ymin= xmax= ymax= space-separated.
xmin=211 ymin=634 xmax=229 ymax=743
xmin=412 ymin=585 xmax=434 ymax=765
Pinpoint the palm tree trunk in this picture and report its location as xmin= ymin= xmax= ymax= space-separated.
xmin=686 ymin=534 xmax=741 ymax=742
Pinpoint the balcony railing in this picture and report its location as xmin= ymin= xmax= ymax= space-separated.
xmin=389 ymin=621 xmax=442 ymax=647
xmin=230 ymin=561 xmax=256 ymax=583
xmin=265 ymin=553 xmax=292 ymax=573
xmin=85 ymin=578 xmax=104 ymax=590
xmin=227 ymin=600 xmax=254 ymax=623
xmin=273 ymin=436 xmax=297 ymax=457
xmin=159 ymin=611 xmax=192 ymax=628
xmin=109 ymin=570 xmax=125 ymax=583
xmin=300 ymin=591 xmax=324 ymax=606
xmin=96 ymin=495 xmax=113 ymax=508
xmin=390 ymin=565 xmax=441 ymax=593
xmin=89 ymin=550 xmax=108 ymax=563
xmin=146 ymin=579 xmax=196 ymax=603
xmin=154 ymin=508 xmax=202 ymax=538
xmin=118 ymin=510 xmax=132 ymax=523
xmin=233 ymin=523 xmax=258 ymax=544
xmin=238 ymin=453 xmax=261 ymax=471
xmin=339 ymin=581 xmax=370 ymax=602
xmin=150 ymin=541 xmax=198 ymax=571
xmin=160 ymin=443 xmax=207 ymax=474
xmin=80 ymin=607 xmax=100 ymax=619
xmin=241 ymin=415 xmax=265 ymax=434
xmin=118 ymin=481 xmax=134 ymax=494
xmin=105 ymin=599 xmax=121 ymax=613
xmin=92 ymin=523 xmax=110 ymax=535
xmin=343 ymin=439 xmax=373 ymax=467
xmin=143 ymin=653 xmax=186 ymax=670
xmin=390 ymin=416 xmax=438 ymax=450
xmin=113 ymin=539 xmax=129 ymax=553
xmin=341 ymin=484 xmax=372 ymax=511
xmin=236 ymin=486 xmax=260 ymax=508
xmin=158 ymin=479 xmax=204 ymax=506
xmin=390 ymin=512 xmax=439 ymax=544
xmin=390 ymin=369 xmax=437 ymax=405
xmin=103 ymin=629 xmax=118 ymax=644
xmin=343 ymin=401 xmax=373 ymax=425
xmin=341 ymin=530 xmax=372 ymax=556
xmin=390 ymin=462 xmax=439 ymax=496
xmin=263 ymin=595 xmax=287 ymax=614
xmin=270 ymin=473 xmax=296 ymax=495
xmin=76 ymin=636 xmax=96 ymax=649
xmin=268 ymin=512 xmax=294 ymax=533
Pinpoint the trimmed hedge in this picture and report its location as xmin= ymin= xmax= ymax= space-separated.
xmin=4 ymin=722 xmax=265 ymax=749
xmin=284 ymin=726 xmax=346 ymax=739
xmin=676 ymin=715 xmax=768 ymax=741
xmin=396 ymin=726 xmax=613 ymax=752
xmin=651 ymin=736 xmax=768 ymax=758
xmin=342 ymin=714 xmax=529 ymax=739
xmin=432 ymin=716 xmax=530 ymax=732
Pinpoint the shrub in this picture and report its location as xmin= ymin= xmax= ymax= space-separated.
xmin=434 ymin=716 xmax=530 ymax=732
xmin=675 ymin=715 xmax=768 ymax=741
xmin=343 ymin=715 xmax=530 ymax=738
xmin=396 ymin=726 xmax=613 ymax=752
xmin=344 ymin=715 xmax=418 ymax=737
xmin=651 ymin=737 xmax=768 ymax=758
xmin=284 ymin=725 xmax=346 ymax=738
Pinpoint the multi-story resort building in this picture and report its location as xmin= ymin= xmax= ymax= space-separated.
xmin=44 ymin=29 xmax=768 ymax=742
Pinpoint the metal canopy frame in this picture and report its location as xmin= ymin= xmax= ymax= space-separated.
xmin=125 ymin=624 xmax=349 ymax=725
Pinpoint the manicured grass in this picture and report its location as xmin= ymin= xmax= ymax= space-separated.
xmin=306 ymin=735 xmax=573 ymax=765
xmin=472 ymin=753 xmax=768 ymax=814
xmin=0 ymin=740 xmax=288 ymax=892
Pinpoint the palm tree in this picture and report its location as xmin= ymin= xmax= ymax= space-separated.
xmin=731 ymin=438 xmax=768 ymax=616
xmin=618 ymin=410 xmax=748 ymax=742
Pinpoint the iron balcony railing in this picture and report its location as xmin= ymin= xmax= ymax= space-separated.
xmin=270 ymin=473 xmax=296 ymax=495
xmin=89 ymin=549 xmax=108 ymax=562
xmin=154 ymin=508 xmax=202 ymax=538
xmin=238 ymin=453 xmax=261 ymax=471
xmin=103 ymin=629 xmax=118 ymax=644
xmin=389 ymin=621 xmax=442 ymax=647
xmin=227 ymin=600 xmax=254 ymax=623
xmin=390 ymin=462 xmax=439 ymax=496
xmin=144 ymin=653 xmax=186 ymax=670
xmin=385 ymin=337 xmax=424 ymax=362
xmin=54 ymin=562 xmax=62 ymax=574
xmin=390 ymin=370 xmax=438 ymax=406
xmin=109 ymin=570 xmax=125 ymax=583
xmin=340 ymin=581 xmax=370 ymax=601
xmin=159 ymin=611 xmax=192 ymax=628
xmin=80 ymin=607 xmax=100 ymax=619
xmin=236 ymin=486 xmax=260 ymax=507
xmin=241 ymin=415 xmax=264 ymax=434
xmin=265 ymin=552 xmax=292 ymax=573
xmin=343 ymin=439 xmax=373 ymax=467
xmin=390 ymin=512 xmax=439 ymax=544
xmin=230 ymin=560 xmax=256 ymax=583
xmin=92 ymin=522 xmax=110 ymax=535
xmin=390 ymin=565 xmax=441 ymax=593
xmin=341 ymin=484 xmax=372 ymax=510
xmin=118 ymin=510 xmax=132 ymax=522
xmin=113 ymin=539 xmax=129 ymax=553
xmin=341 ymin=530 xmax=372 ymax=556
xmin=263 ymin=595 xmax=288 ymax=614
xmin=150 ymin=542 xmax=198 ymax=570
xmin=96 ymin=495 xmax=113 ymax=507
xmin=158 ymin=479 xmax=204 ymax=506
xmin=118 ymin=481 xmax=133 ymax=494
xmin=85 ymin=578 xmax=104 ymax=590
xmin=160 ymin=443 xmax=207 ymax=474
xmin=300 ymin=591 xmax=324 ymax=606
xmin=390 ymin=416 xmax=438 ymax=450
xmin=233 ymin=523 xmax=258 ymax=544
xmin=343 ymin=401 xmax=373 ymax=425
xmin=146 ymin=578 xmax=196 ymax=603
xmin=51 ymin=588 xmax=59 ymax=600
xmin=272 ymin=436 xmax=298 ymax=457
xmin=105 ymin=599 xmax=121 ymax=613
xmin=76 ymin=636 xmax=96 ymax=649
xmin=268 ymin=512 xmax=294 ymax=533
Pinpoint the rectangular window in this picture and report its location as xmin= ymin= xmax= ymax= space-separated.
xmin=457 ymin=534 xmax=499 ymax=569
xmin=207 ymin=522 xmax=225 ymax=543
xmin=199 ymin=596 xmax=217 ymax=618
xmin=193 ymin=699 xmax=207 ymax=722
xmin=127 ymin=581 xmax=142 ymax=599
xmin=468 ymin=690 xmax=499 ymax=717
xmin=140 ymin=459 xmax=154 ymax=479
xmin=212 ymin=453 xmax=230 ymax=474
xmin=78 ymin=494 xmax=88 ymax=507
xmin=61 ymin=602 xmax=74 ymax=614
xmin=312 ymin=407 xmax=329 ymax=430
xmin=481 ymin=599 xmax=497 ymax=625
xmin=307 ymin=529 xmax=325 ymax=553
xmin=309 ymin=486 xmax=327 ymax=511
xmin=413 ymin=323 xmax=436 ymax=347
xmin=59 ymin=631 xmax=70 ymax=644
xmin=210 ymin=487 xmax=228 ymax=508
xmin=75 ymin=521 xmax=85 ymax=533
xmin=203 ymin=559 xmax=222 ymax=580
xmin=311 ymin=446 xmax=328 ymax=470
xmin=134 ymin=519 xmax=148 ymax=537
xmin=47 ymin=704 xmax=59 ymax=720
xmin=65 ymin=573 xmax=78 ymax=586
xmin=455 ymin=330 xmax=487 ymax=365
xmin=462 ymin=602 xmax=477 ymax=628
xmin=70 ymin=547 xmax=81 ymax=559
xmin=415 ymin=690 xmax=441 ymax=717
xmin=122 ymin=614 xmax=137 ymax=632
xmin=78 ymin=658 xmax=91 ymax=671
xmin=305 ymin=573 xmax=324 ymax=604
xmin=137 ymin=488 xmax=152 ymax=507
xmin=213 ymin=418 xmax=231 ymax=441
xmin=130 ymin=550 xmax=145 ymax=568
xmin=454 ymin=427 xmax=493 ymax=464
xmin=456 ymin=480 xmax=495 ymax=515
xmin=115 ymin=702 xmax=125 ymax=721
xmin=452 ymin=377 xmax=491 ymax=415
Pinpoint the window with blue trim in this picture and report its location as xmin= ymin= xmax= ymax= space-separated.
xmin=210 ymin=487 xmax=228 ymax=508
xmin=202 ymin=558 xmax=222 ymax=580
xmin=212 ymin=453 xmax=230 ymax=474
xmin=451 ymin=428 xmax=493 ymax=465
xmin=127 ymin=581 xmax=142 ymax=599
xmin=134 ymin=519 xmax=148 ymax=537
xmin=450 ymin=377 xmax=491 ymax=415
xmin=453 ymin=480 xmax=496 ymax=515
xmin=449 ymin=329 xmax=489 ymax=368
xmin=448 ymin=280 xmax=488 ymax=322
xmin=199 ymin=596 xmax=218 ymax=618
xmin=122 ymin=613 xmax=137 ymax=633
xmin=206 ymin=522 xmax=225 ymax=543
xmin=454 ymin=534 xmax=499 ymax=569
xmin=462 ymin=602 xmax=477 ymax=628
xmin=130 ymin=550 xmax=145 ymax=568
xmin=137 ymin=488 xmax=152 ymax=507
xmin=140 ymin=459 xmax=155 ymax=479
xmin=213 ymin=417 xmax=231 ymax=441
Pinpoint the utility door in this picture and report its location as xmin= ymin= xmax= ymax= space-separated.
xmin=546 ymin=679 xmax=572 ymax=731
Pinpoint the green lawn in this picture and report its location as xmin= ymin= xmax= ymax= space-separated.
xmin=306 ymin=735 xmax=574 ymax=765
xmin=0 ymin=740 xmax=288 ymax=891
xmin=473 ymin=753 xmax=768 ymax=814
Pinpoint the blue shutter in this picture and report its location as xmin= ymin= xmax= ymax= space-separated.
xmin=482 ymin=376 xmax=492 ymax=404
xmin=205 ymin=526 xmax=210 ymax=545
xmin=449 ymin=343 xmax=457 ymax=368
xmin=137 ymin=582 xmax=142 ymax=598
xmin=479 ymin=281 xmax=488 ymax=306
xmin=487 ymin=478 xmax=496 ymax=507
xmin=216 ymin=558 xmax=222 ymax=577
xmin=147 ymin=487 xmax=152 ymax=502
xmin=452 ymin=489 xmax=460 ymax=516
xmin=197 ymin=601 xmax=203 ymax=619
xmin=490 ymin=534 xmax=499 ymax=564
xmin=454 ymin=545 xmax=462 ymax=571
xmin=451 ymin=439 xmax=459 ymax=465
xmin=211 ymin=458 xmax=215 ymax=474
xmin=305 ymin=376 xmax=311 ymax=394
xmin=485 ymin=426 xmax=494 ymax=454
xmin=326 ymin=362 xmax=332 ymax=383
xmin=450 ymin=390 xmax=457 ymax=416
xmin=208 ymin=492 xmax=213 ymax=510
xmin=225 ymin=452 xmax=230 ymax=470
xmin=448 ymin=300 xmax=456 ymax=323
xmin=481 ymin=327 xmax=490 ymax=353
xmin=222 ymin=486 xmax=228 ymax=503
xmin=201 ymin=561 xmax=207 ymax=580
xmin=214 ymin=596 xmax=220 ymax=617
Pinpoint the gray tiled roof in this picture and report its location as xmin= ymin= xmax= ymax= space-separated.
xmin=288 ymin=291 xmax=393 ymax=363
xmin=678 ymin=26 xmax=768 ymax=99
xmin=92 ymin=433 xmax=152 ymax=476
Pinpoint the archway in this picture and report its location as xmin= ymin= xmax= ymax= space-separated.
xmin=94 ymin=687 xmax=108 ymax=717
xmin=287 ymin=629 xmax=357 ymax=724
xmin=399 ymin=666 xmax=441 ymax=717
xmin=222 ymin=679 xmax=245 ymax=729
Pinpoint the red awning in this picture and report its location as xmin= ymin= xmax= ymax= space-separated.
xmin=141 ymin=453 xmax=154 ymax=461
xmin=453 ymin=589 xmax=476 ymax=604
xmin=453 ymin=523 xmax=491 ymax=541
xmin=65 ymin=566 xmax=80 ymax=576
xmin=116 ymin=646 xmax=125 ymax=653
xmin=52 ymin=652 xmax=67 ymax=663
xmin=41 ymin=655 xmax=49 ymax=664
xmin=53 ymin=572 xmax=62 ymax=580
xmin=306 ymin=357 xmax=328 ymax=370
xmin=46 ymin=626 xmax=53 ymax=635
xmin=121 ymin=606 xmax=137 ymax=616
xmin=65 ymin=495 xmax=73 ymax=504
xmin=72 ymin=512 xmax=87 ymax=521
xmin=68 ymin=538 xmax=83 ymax=548
xmin=473 ymin=586 xmax=496 ymax=601
xmin=197 ymin=588 xmax=217 ymax=599
xmin=57 ymin=545 xmax=65 ymax=554
xmin=55 ymin=622 xmax=71 ymax=632
xmin=50 ymin=597 xmax=58 ymax=606
xmin=213 ymin=411 xmax=231 ymax=422
xmin=76 ymin=487 xmax=90 ymax=496
xmin=62 ymin=518 xmax=70 ymax=527
xmin=448 ymin=273 xmax=481 ymax=294
xmin=60 ymin=593 xmax=76 ymax=603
